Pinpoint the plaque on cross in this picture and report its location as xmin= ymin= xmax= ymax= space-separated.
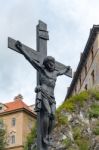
xmin=8 ymin=20 xmax=72 ymax=150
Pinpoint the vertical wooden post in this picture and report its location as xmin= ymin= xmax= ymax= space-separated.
xmin=36 ymin=20 xmax=49 ymax=150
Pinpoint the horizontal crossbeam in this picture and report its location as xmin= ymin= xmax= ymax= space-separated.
xmin=8 ymin=37 xmax=40 ymax=63
xmin=55 ymin=61 xmax=72 ymax=77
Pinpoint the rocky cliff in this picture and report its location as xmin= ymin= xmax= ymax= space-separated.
xmin=50 ymin=89 xmax=99 ymax=150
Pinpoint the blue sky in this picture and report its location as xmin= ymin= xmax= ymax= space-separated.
xmin=0 ymin=0 xmax=99 ymax=106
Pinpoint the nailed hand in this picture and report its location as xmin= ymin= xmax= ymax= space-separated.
xmin=66 ymin=66 xmax=70 ymax=71
xmin=15 ymin=41 xmax=22 ymax=50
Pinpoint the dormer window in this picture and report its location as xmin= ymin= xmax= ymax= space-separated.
xmin=0 ymin=103 xmax=7 ymax=112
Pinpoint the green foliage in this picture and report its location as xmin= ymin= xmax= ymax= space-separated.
xmin=56 ymin=89 xmax=99 ymax=150
xmin=62 ymin=100 xmax=75 ymax=112
xmin=62 ymin=138 xmax=71 ymax=148
xmin=72 ymin=126 xmax=90 ymax=150
xmin=0 ymin=119 xmax=3 ymax=124
xmin=93 ymin=127 xmax=99 ymax=135
xmin=72 ymin=127 xmax=82 ymax=140
xmin=56 ymin=97 xmax=75 ymax=113
xmin=57 ymin=113 xmax=68 ymax=126
xmin=57 ymin=91 xmax=89 ymax=114
xmin=56 ymin=103 xmax=65 ymax=114
xmin=68 ymin=148 xmax=77 ymax=150
xmin=89 ymin=104 xmax=99 ymax=118
xmin=88 ymin=89 xmax=99 ymax=100
xmin=0 ymin=129 xmax=6 ymax=150
xmin=91 ymin=116 xmax=99 ymax=135
xmin=0 ymin=121 xmax=7 ymax=150
xmin=75 ymin=138 xmax=89 ymax=150
xmin=57 ymin=89 xmax=99 ymax=115
xmin=73 ymin=91 xmax=89 ymax=103
xmin=24 ymin=124 xmax=37 ymax=150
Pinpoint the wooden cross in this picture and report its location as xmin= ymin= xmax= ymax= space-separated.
xmin=8 ymin=20 xmax=72 ymax=150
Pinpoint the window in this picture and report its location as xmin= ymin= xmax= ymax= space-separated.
xmin=12 ymin=118 xmax=16 ymax=126
xmin=11 ymin=135 xmax=15 ymax=144
xmin=9 ymin=131 xmax=16 ymax=145
xmin=91 ymin=70 xmax=95 ymax=85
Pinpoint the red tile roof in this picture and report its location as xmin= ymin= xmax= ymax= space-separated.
xmin=0 ymin=95 xmax=36 ymax=117
xmin=5 ymin=99 xmax=32 ymax=112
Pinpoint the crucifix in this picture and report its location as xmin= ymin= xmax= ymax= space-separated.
xmin=8 ymin=20 xmax=72 ymax=150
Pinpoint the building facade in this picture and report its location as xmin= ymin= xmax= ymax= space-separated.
xmin=66 ymin=25 xmax=99 ymax=98
xmin=0 ymin=95 xmax=36 ymax=150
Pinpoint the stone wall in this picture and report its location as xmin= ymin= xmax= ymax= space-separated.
xmin=49 ymin=90 xmax=99 ymax=150
xmin=72 ymin=34 xmax=99 ymax=96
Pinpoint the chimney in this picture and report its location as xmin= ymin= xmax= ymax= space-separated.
xmin=14 ymin=94 xmax=23 ymax=101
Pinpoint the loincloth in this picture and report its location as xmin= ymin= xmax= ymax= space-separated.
xmin=35 ymin=87 xmax=56 ymax=111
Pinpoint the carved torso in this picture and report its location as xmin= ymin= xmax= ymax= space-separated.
xmin=40 ymin=68 xmax=57 ymax=97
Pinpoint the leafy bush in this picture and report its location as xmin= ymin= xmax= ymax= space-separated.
xmin=72 ymin=127 xmax=82 ymax=140
xmin=88 ymin=89 xmax=99 ymax=100
xmin=57 ymin=113 xmax=68 ymax=126
xmin=24 ymin=124 xmax=37 ymax=150
xmin=57 ymin=91 xmax=89 ymax=114
xmin=62 ymin=138 xmax=71 ymax=148
xmin=55 ymin=89 xmax=99 ymax=150
xmin=63 ymin=100 xmax=75 ymax=112
xmin=0 ymin=121 xmax=7 ymax=150
xmin=89 ymin=104 xmax=99 ymax=118
xmin=75 ymin=138 xmax=89 ymax=150
xmin=93 ymin=127 xmax=99 ymax=135
xmin=74 ymin=91 xmax=89 ymax=102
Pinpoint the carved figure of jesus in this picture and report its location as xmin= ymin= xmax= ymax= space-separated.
xmin=15 ymin=41 xmax=70 ymax=146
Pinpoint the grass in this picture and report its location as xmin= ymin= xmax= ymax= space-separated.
xmin=24 ymin=124 xmax=37 ymax=150
xmin=88 ymin=89 xmax=99 ymax=100
xmin=62 ymin=100 xmax=75 ymax=112
xmin=75 ymin=138 xmax=89 ymax=150
xmin=62 ymin=138 xmax=71 ymax=148
xmin=56 ymin=89 xmax=99 ymax=115
xmin=55 ymin=89 xmax=99 ymax=150
xmin=72 ymin=127 xmax=82 ymax=140
xmin=56 ymin=90 xmax=89 ymax=114
xmin=57 ymin=113 xmax=68 ymax=126
xmin=93 ymin=127 xmax=99 ymax=135
xmin=89 ymin=104 xmax=99 ymax=118
xmin=72 ymin=126 xmax=90 ymax=150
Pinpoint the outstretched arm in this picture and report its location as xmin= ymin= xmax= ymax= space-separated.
xmin=57 ymin=66 xmax=71 ymax=76
xmin=15 ymin=41 xmax=42 ymax=71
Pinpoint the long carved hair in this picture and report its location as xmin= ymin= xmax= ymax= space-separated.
xmin=43 ymin=56 xmax=55 ymax=68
